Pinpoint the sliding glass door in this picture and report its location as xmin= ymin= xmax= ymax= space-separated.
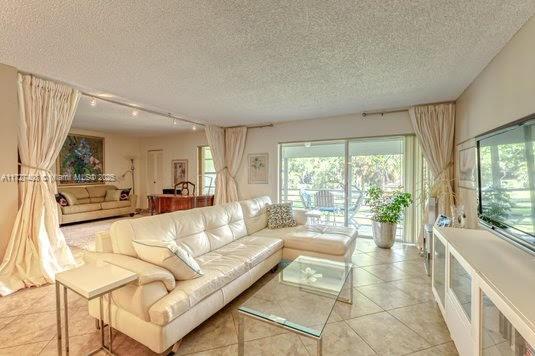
xmin=348 ymin=137 xmax=405 ymax=239
xmin=280 ymin=141 xmax=346 ymax=225
xmin=280 ymin=135 xmax=419 ymax=242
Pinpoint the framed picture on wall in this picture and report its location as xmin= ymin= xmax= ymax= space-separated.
xmin=57 ymin=133 xmax=105 ymax=185
xmin=172 ymin=159 xmax=188 ymax=185
xmin=248 ymin=153 xmax=268 ymax=184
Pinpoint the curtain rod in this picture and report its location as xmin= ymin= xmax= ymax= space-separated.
xmin=361 ymin=100 xmax=456 ymax=118
xmin=361 ymin=108 xmax=408 ymax=117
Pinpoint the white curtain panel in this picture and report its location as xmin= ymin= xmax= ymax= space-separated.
xmin=409 ymin=103 xmax=455 ymax=215
xmin=205 ymin=125 xmax=247 ymax=204
xmin=206 ymin=126 xmax=228 ymax=205
xmin=0 ymin=74 xmax=80 ymax=296
xmin=224 ymin=126 xmax=247 ymax=202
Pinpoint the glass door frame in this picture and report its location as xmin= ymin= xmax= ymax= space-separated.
xmin=278 ymin=134 xmax=418 ymax=242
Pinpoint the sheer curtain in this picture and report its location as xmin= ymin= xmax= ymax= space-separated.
xmin=0 ymin=74 xmax=80 ymax=296
xmin=409 ymin=103 xmax=455 ymax=215
xmin=206 ymin=125 xmax=247 ymax=204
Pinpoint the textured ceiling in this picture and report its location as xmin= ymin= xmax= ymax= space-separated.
xmin=74 ymin=96 xmax=196 ymax=137
xmin=1 ymin=1 xmax=535 ymax=129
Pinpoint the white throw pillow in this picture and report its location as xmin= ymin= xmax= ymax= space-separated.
xmin=132 ymin=239 xmax=203 ymax=280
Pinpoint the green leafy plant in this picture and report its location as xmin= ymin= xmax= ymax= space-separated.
xmin=366 ymin=186 xmax=413 ymax=224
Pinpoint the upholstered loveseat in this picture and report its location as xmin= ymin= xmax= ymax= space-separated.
xmin=85 ymin=196 xmax=356 ymax=354
xmin=57 ymin=185 xmax=137 ymax=224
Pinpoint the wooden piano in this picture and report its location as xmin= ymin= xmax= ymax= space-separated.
xmin=147 ymin=181 xmax=214 ymax=215
xmin=147 ymin=194 xmax=214 ymax=215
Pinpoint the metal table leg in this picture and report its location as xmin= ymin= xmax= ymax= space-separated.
xmin=64 ymin=286 xmax=69 ymax=355
xmin=317 ymin=336 xmax=323 ymax=356
xmin=55 ymin=282 xmax=63 ymax=356
xmin=238 ymin=313 xmax=244 ymax=356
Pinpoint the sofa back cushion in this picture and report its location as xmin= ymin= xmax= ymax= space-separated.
xmin=110 ymin=201 xmax=248 ymax=258
xmin=58 ymin=186 xmax=90 ymax=204
xmin=87 ymin=185 xmax=118 ymax=198
xmin=239 ymin=196 xmax=272 ymax=234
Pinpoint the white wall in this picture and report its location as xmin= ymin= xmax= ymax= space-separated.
xmin=454 ymin=15 xmax=535 ymax=226
xmin=0 ymin=64 xmax=19 ymax=260
xmin=138 ymin=111 xmax=413 ymax=207
xmin=66 ymin=128 xmax=143 ymax=207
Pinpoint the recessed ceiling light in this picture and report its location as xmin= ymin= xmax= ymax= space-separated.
xmin=192 ymin=125 xmax=197 ymax=131
xmin=304 ymin=142 xmax=311 ymax=147
xmin=173 ymin=118 xmax=178 ymax=125
xmin=90 ymin=98 xmax=97 ymax=106
xmin=132 ymin=110 xmax=138 ymax=117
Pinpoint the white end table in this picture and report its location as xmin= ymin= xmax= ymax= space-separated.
xmin=55 ymin=261 xmax=137 ymax=355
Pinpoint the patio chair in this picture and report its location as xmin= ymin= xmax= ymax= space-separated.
xmin=315 ymin=190 xmax=340 ymax=225
xmin=347 ymin=189 xmax=365 ymax=228
xmin=299 ymin=189 xmax=315 ymax=210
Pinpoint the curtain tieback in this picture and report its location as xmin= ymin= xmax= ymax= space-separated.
xmin=18 ymin=163 xmax=53 ymax=174
xmin=216 ymin=166 xmax=228 ymax=174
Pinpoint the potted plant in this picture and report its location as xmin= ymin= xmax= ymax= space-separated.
xmin=366 ymin=186 xmax=412 ymax=248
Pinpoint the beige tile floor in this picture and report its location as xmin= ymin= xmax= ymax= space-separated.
xmin=0 ymin=239 xmax=458 ymax=356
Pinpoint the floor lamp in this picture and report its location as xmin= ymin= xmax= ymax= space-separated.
xmin=121 ymin=158 xmax=136 ymax=194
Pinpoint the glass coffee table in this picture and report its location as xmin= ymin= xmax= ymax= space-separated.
xmin=237 ymin=256 xmax=353 ymax=356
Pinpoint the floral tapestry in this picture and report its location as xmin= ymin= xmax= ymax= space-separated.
xmin=57 ymin=134 xmax=104 ymax=185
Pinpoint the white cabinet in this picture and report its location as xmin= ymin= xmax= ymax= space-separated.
xmin=432 ymin=227 xmax=535 ymax=356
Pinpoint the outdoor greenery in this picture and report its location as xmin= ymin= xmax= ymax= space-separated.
xmin=366 ymin=186 xmax=412 ymax=224
xmin=285 ymin=154 xmax=402 ymax=193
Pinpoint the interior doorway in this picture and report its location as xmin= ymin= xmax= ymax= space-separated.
xmin=147 ymin=150 xmax=163 ymax=195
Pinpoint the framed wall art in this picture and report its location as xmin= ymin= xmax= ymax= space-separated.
xmin=57 ymin=133 xmax=104 ymax=185
xmin=172 ymin=159 xmax=188 ymax=185
xmin=248 ymin=153 xmax=268 ymax=184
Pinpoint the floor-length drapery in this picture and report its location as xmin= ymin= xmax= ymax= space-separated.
xmin=0 ymin=74 xmax=80 ymax=296
xmin=206 ymin=126 xmax=228 ymax=205
xmin=409 ymin=103 xmax=455 ymax=215
xmin=205 ymin=125 xmax=247 ymax=204
xmin=224 ymin=127 xmax=247 ymax=202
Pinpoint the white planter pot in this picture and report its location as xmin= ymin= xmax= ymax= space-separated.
xmin=372 ymin=221 xmax=397 ymax=249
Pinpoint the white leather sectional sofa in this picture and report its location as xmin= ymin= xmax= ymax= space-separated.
xmin=85 ymin=196 xmax=357 ymax=354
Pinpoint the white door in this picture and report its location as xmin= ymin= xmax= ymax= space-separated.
xmin=147 ymin=150 xmax=163 ymax=195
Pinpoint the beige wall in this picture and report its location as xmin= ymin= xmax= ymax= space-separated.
xmin=0 ymin=64 xmax=19 ymax=259
xmin=456 ymin=15 xmax=535 ymax=144
xmin=66 ymin=128 xmax=143 ymax=207
xmin=138 ymin=111 xmax=413 ymax=207
xmin=455 ymin=15 xmax=535 ymax=227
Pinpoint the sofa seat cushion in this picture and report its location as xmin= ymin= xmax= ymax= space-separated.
xmin=100 ymin=200 xmax=131 ymax=210
xmin=149 ymin=252 xmax=249 ymax=325
xmin=251 ymin=225 xmax=357 ymax=256
xmin=61 ymin=203 xmax=102 ymax=215
xmin=215 ymin=235 xmax=283 ymax=269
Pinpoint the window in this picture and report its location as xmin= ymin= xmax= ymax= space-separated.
xmin=279 ymin=136 xmax=424 ymax=242
xmin=198 ymin=146 xmax=216 ymax=195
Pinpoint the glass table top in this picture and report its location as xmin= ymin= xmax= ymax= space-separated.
xmin=238 ymin=256 xmax=353 ymax=337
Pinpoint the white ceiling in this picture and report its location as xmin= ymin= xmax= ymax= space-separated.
xmin=74 ymin=96 xmax=197 ymax=137
xmin=1 ymin=1 xmax=535 ymax=131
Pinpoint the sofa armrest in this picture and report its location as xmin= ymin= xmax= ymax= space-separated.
xmin=84 ymin=251 xmax=176 ymax=291
xmin=56 ymin=203 xmax=63 ymax=224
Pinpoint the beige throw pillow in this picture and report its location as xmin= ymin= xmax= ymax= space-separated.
xmin=132 ymin=240 xmax=203 ymax=280
xmin=105 ymin=189 xmax=121 ymax=202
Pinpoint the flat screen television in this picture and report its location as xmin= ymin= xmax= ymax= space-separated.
xmin=477 ymin=116 xmax=535 ymax=252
